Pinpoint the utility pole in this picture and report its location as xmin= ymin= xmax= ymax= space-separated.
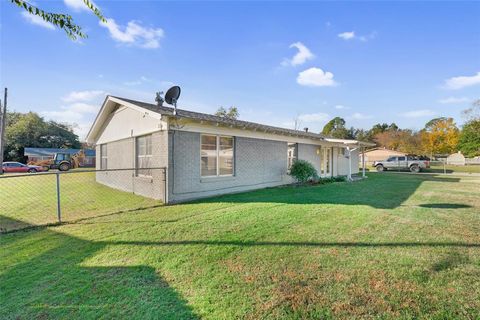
xmin=0 ymin=88 xmax=7 ymax=175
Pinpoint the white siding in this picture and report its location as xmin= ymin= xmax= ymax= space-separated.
xmin=96 ymin=106 xmax=166 ymax=144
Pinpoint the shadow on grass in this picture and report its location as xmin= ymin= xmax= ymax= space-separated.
xmin=0 ymin=216 xmax=199 ymax=319
xmin=195 ymin=173 xmax=463 ymax=210
xmin=419 ymin=203 xmax=472 ymax=209
xmin=430 ymin=250 xmax=470 ymax=272
xmin=100 ymin=239 xmax=480 ymax=248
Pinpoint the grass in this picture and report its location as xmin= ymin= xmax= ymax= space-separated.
xmin=1 ymin=173 xmax=480 ymax=319
xmin=0 ymin=171 xmax=161 ymax=232
xmin=424 ymin=164 xmax=480 ymax=174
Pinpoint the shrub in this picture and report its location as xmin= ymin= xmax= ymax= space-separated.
xmin=332 ymin=176 xmax=347 ymax=182
xmin=289 ymin=160 xmax=318 ymax=183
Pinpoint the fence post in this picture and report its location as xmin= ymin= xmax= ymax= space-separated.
xmin=56 ymin=172 xmax=62 ymax=223
xmin=443 ymin=160 xmax=446 ymax=175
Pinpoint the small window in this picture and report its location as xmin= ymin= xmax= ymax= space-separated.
xmin=287 ymin=143 xmax=297 ymax=170
xmin=398 ymin=156 xmax=406 ymax=161
xmin=386 ymin=157 xmax=396 ymax=162
xmin=201 ymin=135 xmax=234 ymax=177
xmin=136 ymin=135 xmax=153 ymax=176
xmin=100 ymin=144 xmax=108 ymax=169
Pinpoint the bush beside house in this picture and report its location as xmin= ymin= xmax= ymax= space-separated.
xmin=289 ymin=160 xmax=319 ymax=183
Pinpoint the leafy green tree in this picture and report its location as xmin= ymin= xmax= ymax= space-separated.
xmin=322 ymin=117 xmax=350 ymax=138
xmin=4 ymin=112 xmax=81 ymax=162
xmin=369 ymin=123 xmax=390 ymax=137
xmin=458 ymin=120 xmax=480 ymax=157
xmin=215 ymin=107 xmax=239 ymax=120
xmin=350 ymin=128 xmax=372 ymax=142
xmin=10 ymin=0 xmax=104 ymax=40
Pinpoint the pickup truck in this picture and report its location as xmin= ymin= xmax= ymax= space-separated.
xmin=373 ymin=156 xmax=430 ymax=173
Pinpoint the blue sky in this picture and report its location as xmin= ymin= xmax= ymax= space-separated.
xmin=1 ymin=0 xmax=479 ymax=140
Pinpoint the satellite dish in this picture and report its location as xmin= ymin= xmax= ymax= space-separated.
xmin=165 ymin=86 xmax=181 ymax=115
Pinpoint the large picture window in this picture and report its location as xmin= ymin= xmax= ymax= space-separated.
xmin=100 ymin=144 xmax=108 ymax=169
xmin=136 ymin=135 xmax=152 ymax=176
xmin=201 ymin=135 xmax=234 ymax=177
xmin=287 ymin=143 xmax=297 ymax=170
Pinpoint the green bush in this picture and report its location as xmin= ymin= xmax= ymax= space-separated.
xmin=289 ymin=160 xmax=318 ymax=183
xmin=317 ymin=176 xmax=347 ymax=184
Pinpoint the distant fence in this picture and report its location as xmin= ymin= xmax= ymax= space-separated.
xmin=0 ymin=168 xmax=166 ymax=233
xmin=466 ymin=158 xmax=480 ymax=165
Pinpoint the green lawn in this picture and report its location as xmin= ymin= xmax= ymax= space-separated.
xmin=0 ymin=171 xmax=161 ymax=232
xmin=424 ymin=164 xmax=480 ymax=174
xmin=1 ymin=173 xmax=480 ymax=319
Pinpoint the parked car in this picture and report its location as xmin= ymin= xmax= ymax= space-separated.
xmin=373 ymin=156 xmax=430 ymax=173
xmin=1 ymin=162 xmax=45 ymax=173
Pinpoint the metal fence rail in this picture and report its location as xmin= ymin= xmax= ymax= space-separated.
xmin=0 ymin=168 xmax=166 ymax=233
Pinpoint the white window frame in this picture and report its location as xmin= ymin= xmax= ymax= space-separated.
xmin=100 ymin=144 xmax=108 ymax=170
xmin=136 ymin=134 xmax=153 ymax=177
xmin=200 ymin=134 xmax=235 ymax=177
xmin=287 ymin=143 xmax=298 ymax=172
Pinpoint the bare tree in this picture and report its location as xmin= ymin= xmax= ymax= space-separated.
xmin=462 ymin=99 xmax=480 ymax=121
xmin=293 ymin=113 xmax=302 ymax=131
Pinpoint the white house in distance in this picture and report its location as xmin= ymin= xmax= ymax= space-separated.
xmin=360 ymin=148 xmax=406 ymax=166
xmin=446 ymin=151 xmax=466 ymax=165
xmin=86 ymin=96 xmax=374 ymax=203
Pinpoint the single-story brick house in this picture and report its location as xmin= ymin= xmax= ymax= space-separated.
xmin=86 ymin=96 xmax=373 ymax=203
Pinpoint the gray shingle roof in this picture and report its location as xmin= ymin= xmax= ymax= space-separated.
xmin=111 ymin=96 xmax=326 ymax=141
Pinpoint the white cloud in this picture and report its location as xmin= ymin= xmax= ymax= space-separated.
xmin=64 ymin=102 xmax=98 ymax=114
xmin=298 ymin=112 xmax=330 ymax=123
xmin=123 ymin=76 xmax=174 ymax=88
xmin=438 ymin=96 xmax=470 ymax=104
xmin=334 ymin=105 xmax=349 ymax=110
xmin=444 ymin=72 xmax=480 ymax=90
xmin=338 ymin=31 xmax=376 ymax=42
xmin=62 ymin=90 xmax=105 ymax=103
xmin=400 ymin=109 xmax=436 ymax=118
xmin=350 ymin=112 xmax=372 ymax=120
xmin=41 ymin=109 xmax=85 ymax=126
xmin=41 ymin=109 xmax=90 ymax=138
xmin=21 ymin=12 xmax=55 ymax=30
xmin=281 ymin=42 xmax=315 ymax=66
xmin=99 ymin=18 xmax=164 ymax=49
xmin=63 ymin=0 xmax=97 ymax=11
xmin=338 ymin=31 xmax=355 ymax=40
xmin=297 ymin=67 xmax=337 ymax=87
xmin=41 ymin=102 xmax=99 ymax=139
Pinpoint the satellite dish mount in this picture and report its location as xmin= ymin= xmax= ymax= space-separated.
xmin=164 ymin=86 xmax=181 ymax=116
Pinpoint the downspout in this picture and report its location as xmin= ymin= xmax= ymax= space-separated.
xmin=362 ymin=146 xmax=366 ymax=178
xmin=347 ymin=146 xmax=358 ymax=181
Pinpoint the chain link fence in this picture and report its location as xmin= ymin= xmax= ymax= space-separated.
xmin=0 ymin=168 xmax=166 ymax=233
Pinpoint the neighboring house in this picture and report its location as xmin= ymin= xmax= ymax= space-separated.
xmin=360 ymin=148 xmax=405 ymax=166
xmin=446 ymin=151 xmax=466 ymax=165
xmin=86 ymin=96 xmax=373 ymax=203
xmin=24 ymin=147 xmax=96 ymax=167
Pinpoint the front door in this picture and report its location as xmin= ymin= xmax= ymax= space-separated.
xmin=320 ymin=147 xmax=332 ymax=177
